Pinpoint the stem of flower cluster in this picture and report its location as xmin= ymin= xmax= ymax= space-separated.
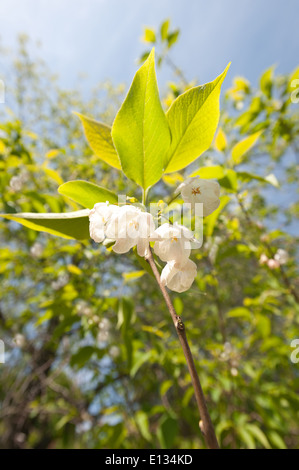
xmin=146 ymin=247 xmax=219 ymax=449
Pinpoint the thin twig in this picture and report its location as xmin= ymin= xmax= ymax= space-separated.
xmin=145 ymin=247 xmax=219 ymax=449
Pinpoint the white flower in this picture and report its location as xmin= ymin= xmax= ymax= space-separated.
xmin=13 ymin=334 xmax=26 ymax=348
xmin=109 ymin=346 xmax=120 ymax=359
xmin=30 ymin=242 xmax=43 ymax=258
xmin=106 ymin=205 xmax=156 ymax=257
xmin=274 ymin=249 xmax=288 ymax=265
xmin=267 ymin=259 xmax=280 ymax=270
xmin=259 ymin=253 xmax=268 ymax=265
xmin=89 ymin=202 xmax=120 ymax=243
xmin=10 ymin=176 xmax=23 ymax=192
xmin=99 ymin=318 xmax=111 ymax=332
xmin=176 ymin=176 xmax=220 ymax=216
xmin=153 ymin=222 xmax=198 ymax=265
xmin=160 ymin=258 xmax=197 ymax=293
xmin=51 ymin=273 xmax=69 ymax=290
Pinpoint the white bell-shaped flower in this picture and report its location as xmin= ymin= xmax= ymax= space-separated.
xmin=161 ymin=259 xmax=197 ymax=293
xmin=176 ymin=176 xmax=220 ymax=216
xmin=274 ymin=248 xmax=288 ymax=265
xmin=106 ymin=205 xmax=156 ymax=257
xmin=89 ymin=202 xmax=120 ymax=243
xmin=153 ymin=222 xmax=198 ymax=265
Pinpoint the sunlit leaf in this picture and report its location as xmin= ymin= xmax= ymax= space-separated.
xmin=122 ymin=270 xmax=146 ymax=282
xmin=112 ymin=49 xmax=171 ymax=190
xmin=75 ymin=112 xmax=121 ymax=170
xmin=191 ymin=165 xmax=225 ymax=179
xmin=167 ymin=30 xmax=180 ymax=48
xmin=260 ymin=65 xmax=275 ymax=99
xmin=245 ymin=424 xmax=271 ymax=449
xmin=135 ymin=411 xmax=152 ymax=442
xmin=0 ymin=210 xmax=90 ymax=240
xmin=160 ymin=19 xmax=170 ymax=41
xmin=58 ymin=180 xmax=118 ymax=209
xmin=205 ymin=195 xmax=230 ymax=237
xmin=164 ymin=64 xmax=230 ymax=173
xmin=214 ymin=127 xmax=227 ymax=152
xmin=143 ymin=27 xmax=156 ymax=43
xmin=231 ymin=131 xmax=262 ymax=165
xmin=236 ymin=171 xmax=279 ymax=188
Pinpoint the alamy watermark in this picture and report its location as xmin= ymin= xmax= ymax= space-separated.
xmin=0 ymin=79 xmax=5 ymax=104
xmin=108 ymin=195 xmax=204 ymax=248
xmin=290 ymin=339 xmax=299 ymax=364
xmin=0 ymin=340 xmax=4 ymax=364
xmin=291 ymin=79 xmax=299 ymax=104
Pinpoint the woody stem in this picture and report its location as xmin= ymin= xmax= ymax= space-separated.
xmin=146 ymin=247 xmax=219 ymax=449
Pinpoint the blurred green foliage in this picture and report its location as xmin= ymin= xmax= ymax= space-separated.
xmin=0 ymin=27 xmax=298 ymax=449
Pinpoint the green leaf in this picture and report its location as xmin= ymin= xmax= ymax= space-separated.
xmin=58 ymin=180 xmax=118 ymax=209
xmin=157 ymin=416 xmax=178 ymax=449
xmin=75 ymin=112 xmax=121 ymax=170
xmin=160 ymin=19 xmax=170 ymax=41
xmin=227 ymin=307 xmax=252 ymax=321
xmin=245 ymin=424 xmax=271 ymax=449
xmin=111 ymin=48 xmax=171 ymax=190
xmin=236 ymin=171 xmax=279 ymax=188
xmin=164 ymin=64 xmax=230 ymax=173
xmin=214 ymin=127 xmax=227 ymax=152
xmin=205 ymin=195 xmax=230 ymax=237
xmin=231 ymin=131 xmax=262 ymax=165
xmin=143 ymin=27 xmax=156 ymax=43
xmin=260 ymin=65 xmax=275 ymax=99
xmin=117 ymin=298 xmax=135 ymax=337
xmin=268 ymin=431 xmax=287 ymax=449
xmin=70 ymin=346 xmax=103 ymax=369
xmin=191 ymin=165 xmax=225 ymax=179
xmin=139 ymin=51 xmax=151 ymax=64
xmin=0 ymin=209 xmax=90 ymax=240
xmin=238 ymin=427 xmax=256 ymax=449
xmin=167 ymin=30 xmax=180 ymax=48
xmin=122 ymin=270 xmax=146 ymax=282
xmin=135 ymin=411 xmax=152 ymax=442
xmin=218 ymin=169 xmax=238 ymax=192
xmin=130 ymin=350 xmax=152 ymax=377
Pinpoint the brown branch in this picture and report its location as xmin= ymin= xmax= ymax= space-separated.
xmin=146 ymin=247 xmax=219 ymax=449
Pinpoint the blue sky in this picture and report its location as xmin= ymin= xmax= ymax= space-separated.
xmin=0 ymin=0 xmax=298 ymax=92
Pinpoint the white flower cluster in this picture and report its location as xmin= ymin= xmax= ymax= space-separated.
xmin=89 ymin=177 xmax=220 ymax=293
xmin=259 ymin=248 xmax=288 ymax=270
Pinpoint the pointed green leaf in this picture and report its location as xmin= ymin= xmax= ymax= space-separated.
xmin=205 ymin=195 xmax=230 ymax=237
xmin=160 ymin=19 xmax=170 ymax=41
xmin=111 ymin=48 xmax=171 ymax=190
xmin=167 ymin=30 xmax=180 ymax=48
xmin=135 ymin=411 xmax=152 ymax=442
xmin=236 ymin=171 xmax=279 ymax=187
xmin=191 ymin=165 xmax=226 ymax=179
xmin=231 ymin=131 xmax=262 ymax=165
xmin=143 ymin=27 xmax=156 ymax=43
xmin=75 ymin=112 xmax=121 ymax=170
xmin=164 ymin=64 xmax=230 ymax=173
xmin=260 ymin=65 xmax=275 ymax=99
xmin=58 ymin=180 xmax=118 ymax=209
xmin=0 ymin=210 xmax=90 ymax=240
xmin=245 ymin=424 xmax=271 ymax=449
xmin=157 ymin=416 xmax=178 ymax=449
